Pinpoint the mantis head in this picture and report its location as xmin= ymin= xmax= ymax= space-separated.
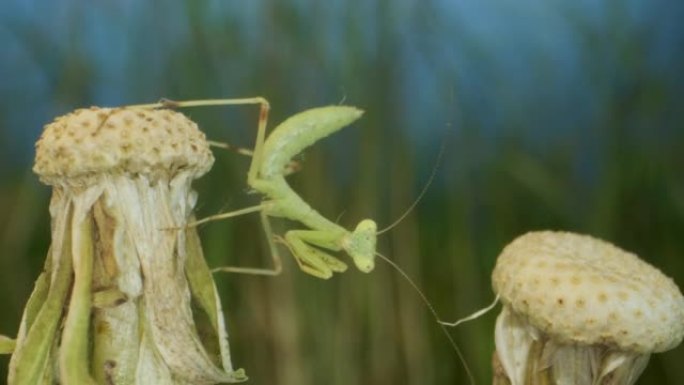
xmin=344 ymin=219 xmax=377 ymax=273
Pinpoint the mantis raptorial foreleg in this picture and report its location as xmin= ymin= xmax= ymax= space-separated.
xmin=283 ymin=231 xmax=348 ymax=279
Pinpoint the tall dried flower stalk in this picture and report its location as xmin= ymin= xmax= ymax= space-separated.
xmin=2 ymin=106 xmax=246 ymax=384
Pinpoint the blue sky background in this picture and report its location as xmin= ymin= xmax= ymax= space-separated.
xmin=1 ymin=0 xmax=682 ymax=172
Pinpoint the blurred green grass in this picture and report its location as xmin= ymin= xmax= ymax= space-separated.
xmin=1 ymin=1 xmax=684 ymax=384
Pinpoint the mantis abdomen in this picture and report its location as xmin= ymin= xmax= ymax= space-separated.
xmin=259 ymin=106 xmax=363 ymax=179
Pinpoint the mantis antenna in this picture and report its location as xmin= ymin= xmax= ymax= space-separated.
xmin=375 ymin=252 xmax=476 ymax=385
xmin=376 ymin=137 xmax=447 ymax=235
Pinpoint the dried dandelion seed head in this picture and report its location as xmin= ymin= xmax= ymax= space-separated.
xmin=8 ymin=106 xmax=246 ymax=385
xmin=491 ymin=231 xmax=684 ymax=385
xmin=34 ymin=107 xmax=214 ymax=184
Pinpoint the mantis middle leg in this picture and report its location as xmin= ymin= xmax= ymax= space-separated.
xmin=210 ymin=210 xmax=283 ymax=277
xmin=185 ymin=205 xmax=285 ymax=276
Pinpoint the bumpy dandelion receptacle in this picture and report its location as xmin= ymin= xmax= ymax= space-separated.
xmin=5 ymin=107 xmax=246 ymax=384
xmin=491 ymin=231 xmax=684 ymax=385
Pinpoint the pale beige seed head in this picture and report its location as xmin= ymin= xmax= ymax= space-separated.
xmin=34 ymin=107 xmax=214 ymax=185
xmin=492 ymin=231 xmax=684 ymax=353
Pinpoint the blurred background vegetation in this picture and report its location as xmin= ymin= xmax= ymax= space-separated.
xmin=1 ymin=0 xmax=683 ymax=384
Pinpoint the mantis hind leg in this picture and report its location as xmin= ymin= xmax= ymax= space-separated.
xmin=211 ymin=210 xmax=283 ymax=277
xmin=126 ymin=97 xmax=272 ymax=183
xmin=283 ymin=230 xmax=347 ymax=280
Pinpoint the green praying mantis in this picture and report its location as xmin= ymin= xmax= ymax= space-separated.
xmin=143 ymin=98 xmax=380 ymax=280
